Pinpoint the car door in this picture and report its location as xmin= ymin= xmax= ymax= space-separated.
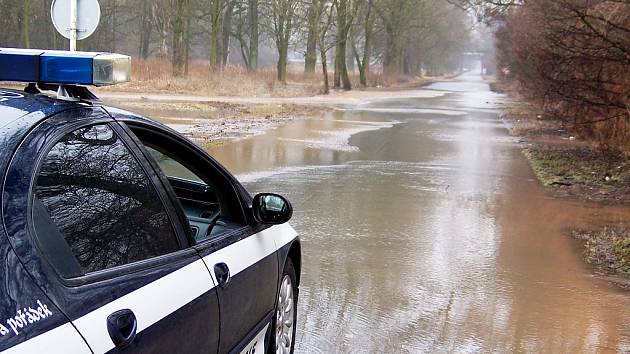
xmin=118 ymin=120 xmax=280 ymax=353
xmin=2 ymin=108 xmax=220 ymax=353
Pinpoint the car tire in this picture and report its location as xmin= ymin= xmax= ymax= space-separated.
xmin=269 ymin=258 xmax=298 ymax=354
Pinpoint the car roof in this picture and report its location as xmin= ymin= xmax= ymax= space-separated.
xmin=0 ymin=88 xmax=75 ymax=122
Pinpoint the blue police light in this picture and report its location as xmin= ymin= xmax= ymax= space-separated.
xmin=0 ymin=48 xmax=130 ymax=86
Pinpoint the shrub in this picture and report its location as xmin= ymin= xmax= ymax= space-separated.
xmin=495 ymin=0 xmax=630 ymax=155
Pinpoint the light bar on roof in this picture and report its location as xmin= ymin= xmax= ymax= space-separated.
xmin=0 ymin=48 xmax=130 ymax=86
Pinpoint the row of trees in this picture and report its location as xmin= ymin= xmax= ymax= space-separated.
xmin=0 ymin=0 xmax=471 ymax=92
xmin=481 ymin=0 xmax=629 ymax=152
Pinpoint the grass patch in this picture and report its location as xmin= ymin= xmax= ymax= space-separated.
xmin=522 ymin=147 xmax=630 ymax=202
xmin=572 ymin=227 xmax=630 ymax=279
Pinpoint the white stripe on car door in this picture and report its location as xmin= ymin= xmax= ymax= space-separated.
xmin=202 ymin=223 xmax=297 ymax=284
xmin=68 ymin=224 xmax=297 ymax=353
xmin=3 ymin=322 xmax=91 ymax=354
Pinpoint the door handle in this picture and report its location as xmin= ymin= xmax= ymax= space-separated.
xmin=214 ymin=262 xmax=231 ymax=288
xmin=107 ymin=309 xmax=137 ymax=349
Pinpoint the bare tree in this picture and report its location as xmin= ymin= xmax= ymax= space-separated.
xmin=221 ymin=1 xmax=235 ymax=65
xmin=350 ymin=0 xmax=374 ymax=86
xmin=264 ymin=0 xmax=300 ymax=82
xmin=373 ymin=0 xmax=420 ymax=75
xmin=152 ymin=0 xmax=173 ymax=57
xmin=232 ymin=0 xmax=260 ymax=70
xmin=315 ymin=0 xmax=337 ymax=93
xmin=21 ymin=0 xmax=30 ymax=48
xmin=446 ymin=0 xmax=520 ymax=21
xmin=173 ymin=0 xmax=190 ymax=76
xmin=333 ymin=0 xmax=353 ymax=89
xmin=208 ymin=0 xmax=229 ymax=69
xmin=304 ymin=1 xmax=318 ymax=73
xmin=495 ymin=0 xmax=630 ymax=151
xmin=247 ymin=0 xmax=259 ymax=70
xmin=138 ymin=0 xmax=153 ymax=59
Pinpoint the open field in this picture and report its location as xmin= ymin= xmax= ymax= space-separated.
xmin=95 ymin=58 xmax=444 ymax=97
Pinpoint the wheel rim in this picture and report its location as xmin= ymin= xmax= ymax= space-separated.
xmin=275 ymin=275 xmax=294 ymax=354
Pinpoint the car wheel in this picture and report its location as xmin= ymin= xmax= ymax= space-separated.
xmin=270 ymin=259 xmax=297 ymax=354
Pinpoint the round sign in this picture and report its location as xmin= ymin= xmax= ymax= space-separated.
xmin=51 ymin=0 xmax=101 ymax=41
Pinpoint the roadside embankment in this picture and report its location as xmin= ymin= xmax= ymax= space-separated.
xmin=104 ymin=99 xmax=325 ymax=146
xmin=492 ymin=79 xmax=630 ymax=287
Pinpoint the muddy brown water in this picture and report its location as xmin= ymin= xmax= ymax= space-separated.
xmin=210 ymin=72 xmax=630 ymax=352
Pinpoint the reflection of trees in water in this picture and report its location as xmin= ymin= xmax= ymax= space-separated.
xmin=35 ymin=124 xmax=178 ymax=274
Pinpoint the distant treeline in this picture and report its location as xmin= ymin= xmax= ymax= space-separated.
xmin=0 ymin=0 xmax=472 ymax=92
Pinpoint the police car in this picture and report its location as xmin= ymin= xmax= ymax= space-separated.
xmin=0 ymin=48 xmax=301 ymax=354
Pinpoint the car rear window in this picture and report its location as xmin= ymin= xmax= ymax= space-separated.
xmin=33 ymin=123 xmax=180 ymax=277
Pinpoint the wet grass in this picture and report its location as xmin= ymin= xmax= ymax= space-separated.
xmin=572 ymin=227 xmax=630 ymax=285
xmin=522 ymin=147 xmax=630 ymax=203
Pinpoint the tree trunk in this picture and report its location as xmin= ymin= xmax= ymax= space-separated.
xmin=361 ymin=17 xmax=372 ymax=86
xmin=45 ymin=0 xmax=58 ymax=49
xmin=334 ymin=50 xmax=341 ymax=87
xmin=384 ymin=27 xmax=403 ymax=76
xmin=320 ymin=46 xmax=330 ymax=94
xmin=159 ymin=33 xmax=168 ymax=57
xmin=358 ymin=2 xmax=373 ymax=86
xmin=152 ymin=1 xmax=171 ymax=58
xmin=210 ymin=28 xmax=219 ymax=68
xmin=173 ymin=0 xmax=188 ymax=77
xmin=334 ymin=0 xmax=351 ymax=90
xmin=346 ymin=40 xmax=354 ymax=72
xmin=304 ymin=5 xmax=317 ymax=73
xmin=354 ymin=35 xmax=372 ymax=87
xmin=352 ymin=40 xmax=367 ymax=87
xmin=340 ymin=50 xmax=351 ymax=90
xmin=209 ymin=0 xmax=224 ymax=70
xmin=139 ymin=0 xmax=152 ymax=59
xmin=277 ymin=41 xmax=288 ymax=82
xmin=274 ymin=2 xmax=293 ymax=83
xmin=247 ymin=0 xmax=258 ymax=70
xmin=184 ymin=8 xmax=191 ymax=75
xmin=221 ymin=2 xmax=234 ymax=66
xmin=402 ymin=50 xmax=410 ymax=75
xmin=21 ymin=0 xmax=30 ymax=48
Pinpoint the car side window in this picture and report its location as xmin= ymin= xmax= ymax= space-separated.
xmin=145 ymin=145 xmax=204 ymax=184
xmin=128 ymin=126 xmax=247 ymax=244
xmin=33 ymin=124 xmax=180 ymax=278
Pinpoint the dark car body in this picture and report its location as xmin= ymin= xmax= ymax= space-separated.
xmin=0 ymin=88 xmax=301 ymax=354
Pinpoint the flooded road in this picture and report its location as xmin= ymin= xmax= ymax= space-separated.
xmin=207 ymin=72 xmax=630 ymax=353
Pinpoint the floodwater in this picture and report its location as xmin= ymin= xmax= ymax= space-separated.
xmin=207 ymin=72 xmax=630 ymax=353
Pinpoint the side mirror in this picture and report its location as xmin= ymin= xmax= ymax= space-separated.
xmin=252 ymin=193 xmax=293 ymax=225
